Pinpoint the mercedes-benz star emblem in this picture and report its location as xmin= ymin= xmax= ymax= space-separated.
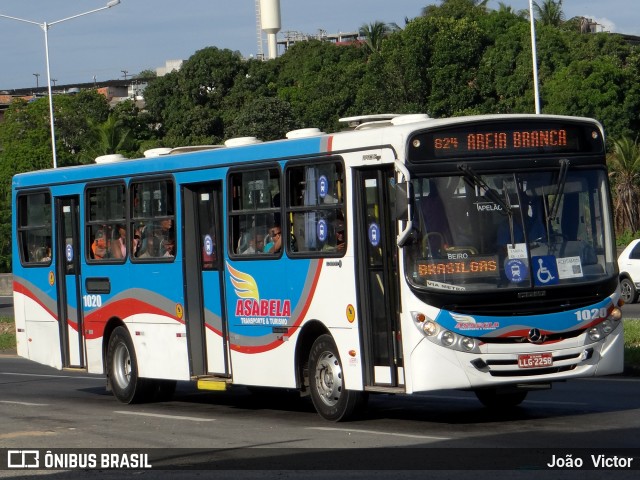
xmin=527 ymin=328 xmax=543 ymax=344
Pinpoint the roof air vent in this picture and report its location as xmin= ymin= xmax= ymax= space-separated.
xmin=95 ymin=154 xmax=127 ymax=164
xmin=286 ymin=128 xmax=325 ymax=139
xmin=224 ymin=137 xmax=262 ymax=147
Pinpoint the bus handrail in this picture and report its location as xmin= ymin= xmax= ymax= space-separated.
xmin=395 ymin=159 xmax=412 ymax=247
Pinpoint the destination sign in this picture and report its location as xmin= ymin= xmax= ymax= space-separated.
xmin=408 ymin=121 xmax=604 ymax=161
xmin=417 ymin=256 xmax=500 ymax=281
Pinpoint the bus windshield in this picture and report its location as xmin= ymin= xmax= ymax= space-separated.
xmin=405 ymin=168 xmax=615 ymax=292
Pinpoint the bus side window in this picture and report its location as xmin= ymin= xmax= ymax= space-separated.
xmin=286 ymin=160 xmax=345 ymax=256
xmin=86 ymin=183 xmax=126 ymax=263
xmin=130 ymin=179 xmax=176 ymax=261
xmin=17 ymin=192 xmax=53 ymax=266
xmin=229 ymin=167 xmax=280 ymax=258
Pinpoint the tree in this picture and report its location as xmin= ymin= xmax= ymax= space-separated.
xmin=276 ymin=40 xmax=367 ymax=131
xmin=360 ymin=21 xmax=399 ymax=54
xmin=533 ymin=0 xmax=565 ymax=27
xmin=82 ymin=114 xmax=136 ymax=161
xmin=226 ymin=97 xmax=299 ymax=141
xmin=608 ymin=137 xmax=640 ymax=235
xmin=143 ymin=47 xmax=247 ymax=146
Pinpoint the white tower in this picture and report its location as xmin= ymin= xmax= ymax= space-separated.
xmin=259 ymin=0 xmax=281 ymax=60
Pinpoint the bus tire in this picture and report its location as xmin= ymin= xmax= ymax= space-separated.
xmin=107 ymin=326 xmax=151 ymax=404
xmin=474 ymin=388 xmax=527 ymax=409
xmin=308 ymin=334 xmax=363 ymax=421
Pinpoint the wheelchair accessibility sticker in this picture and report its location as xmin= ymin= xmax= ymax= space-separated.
xmin=533 ymin=255 xmax=559 ymax=286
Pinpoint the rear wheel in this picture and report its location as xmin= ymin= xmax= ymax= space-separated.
xmin=620 ymin=278 xmax=638 ymax=304
xmin=475 ymin=388 xmax=528 ymax=409
xmin=308 ymin=334 xmax=365 ymax=421
xmin=107 ymin=326 xmax=152 ymax=403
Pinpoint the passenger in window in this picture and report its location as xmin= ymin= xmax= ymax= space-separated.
xmin=264 ymin=225 xmax=282 ymax=254
xmin=322 ymin=220 xmax=345 ymax=252
xmin=138 ymin=235 xmax=157 ymax=258
xmin=92 ymin=230 xmax=108 ymax=260
xmin=162 ymin=236 xmax=176 ymax=257
xmin=242 ymin=232 xmax=264 ymax=254
xmin=111 ymin=224 xmax=127 ymax=259
xmin=132 ymin=231 xmax=142 ymax=257
xmin=160 ymin=218 xmax=173 ymax=240
xmin=335 ymin=222 xmax=345 ymax=252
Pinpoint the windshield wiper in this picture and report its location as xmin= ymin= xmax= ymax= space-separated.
xmin=549 ymin=159 xmax=569 ymax=222
xmin=458 ymin=164 xmax=512 ymax=216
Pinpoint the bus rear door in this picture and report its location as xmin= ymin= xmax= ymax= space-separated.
xmin=354 ymin=167 xmax=403 ymax=388
xmin=182 ymin=182 xmax=230 ymax=377
xmin=54 ymin=196 xmax=85 ymax=368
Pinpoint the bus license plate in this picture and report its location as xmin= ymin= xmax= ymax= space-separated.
xmin=518 ymin=352 xmax=553 ymax=368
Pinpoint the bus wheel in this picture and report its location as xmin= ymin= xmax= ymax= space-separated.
xmin=107 ymin=326 xmax=151 ymax=404
xmin=474 ymin=388 xmax=527 ymax=409
xmin=309 ymin=334 xmax=363 ymax=421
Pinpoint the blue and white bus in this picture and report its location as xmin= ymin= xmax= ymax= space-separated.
xmin=12 ymin=113 xmax=624 ymax=421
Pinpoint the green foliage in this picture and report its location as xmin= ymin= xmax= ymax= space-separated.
xmin=226 ymin=97 xmax=299 ymax=141
xmin=0 ymin=317 xmax=15 ymax=351
xmin=624 ymin=320 xmax=640 ymax=374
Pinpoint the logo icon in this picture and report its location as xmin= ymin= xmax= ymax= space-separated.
xmin=8 ymin=450 xmax=40 ymax=469
xmin=527 ymin=328 xmax=544 ymax=344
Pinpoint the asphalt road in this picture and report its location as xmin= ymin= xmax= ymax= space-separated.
xmin=0 ymin=355 xmax=639 ymax=479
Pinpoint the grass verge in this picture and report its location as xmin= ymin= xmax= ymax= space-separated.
xmin=0 ymin=316 xmax=16 ymax=351
xmin=624 ymin=319 xmax=640 ymax=374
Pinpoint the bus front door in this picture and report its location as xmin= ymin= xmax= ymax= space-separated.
xmin=354 ymin=167 xmax=402 ymax=387
xmin=183 ymin=183 xmax=230 ymax=377
xmin=55 ymin=196 xmax=85 ymax=368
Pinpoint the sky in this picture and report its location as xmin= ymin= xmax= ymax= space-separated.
xmin=0 ymin=0 xmax=638 ymax=91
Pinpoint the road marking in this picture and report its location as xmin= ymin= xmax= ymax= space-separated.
xmin=420 ymin=394 xmax=587 ymax=406
xmin=307 ymin=427 xmax=449 ymax=441
xmin=0 ymin=372 xmax=102 ymax=380
xmin=114 ymin=411 xmax=214 ymax=422
xmin=0 ymin=431 xmax=56 ymax=440
xmin=0 ymin=400 xmax=49 ymax=406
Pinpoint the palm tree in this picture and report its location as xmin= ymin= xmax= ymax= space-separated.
xmin=608 ymin=137 xmax=640 ymax=235
xmin=86 ymin=114 xmax=135 ymax=159
xmin=359 ymin=21 xmax=399 ymax=54
xmin=533 ymin=0 xmax=565 ymax=27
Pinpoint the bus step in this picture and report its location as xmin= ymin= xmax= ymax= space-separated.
xmin=364 ymin=386 xmax=405 ymax=394
xmin=196 ymin=377 xmax=229 ymax=392
xmin=62 ymin=367 xmax=88 ymax=372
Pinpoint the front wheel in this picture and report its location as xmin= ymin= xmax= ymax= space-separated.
xmin=308 ymin=334 xmax=365 ymax=421
xmin=474 ymin=388 xmax=528 ymax=409
xmin=620 ymin=278 xmax=638 ymax=304
xmin=107 ymin=326 xmax=152 ymax=403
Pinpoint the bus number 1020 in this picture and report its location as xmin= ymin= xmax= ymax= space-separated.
xmin=434 ymin=137 xmax=459 ymax=150
xmin=83 ymin=294 xmax=103 ymax=308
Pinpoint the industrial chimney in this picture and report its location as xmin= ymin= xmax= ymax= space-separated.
xmin=259 ymin=0 xmax=281 ymax=59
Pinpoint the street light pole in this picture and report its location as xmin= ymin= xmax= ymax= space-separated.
xmin=529 ymin=0 xmax=541 ymax=114
xmin=0 ymin=0 xmax=121 ymax=168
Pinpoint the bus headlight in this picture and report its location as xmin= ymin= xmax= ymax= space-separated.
xmin=441 ymin=330 xmax=456 ymax=346
xmin=600 ymin=319 xmax=613 ymax=335
xmin=588 ymin=328 xmax=602 ymax=342
xmin=461 ymin=337 xmax=476 ymax=351
xmin=422 ymin=321 xmax=438 ymax=336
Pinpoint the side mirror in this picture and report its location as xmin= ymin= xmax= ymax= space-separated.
xmin=394 ymin=181 xmax=409 ymax=221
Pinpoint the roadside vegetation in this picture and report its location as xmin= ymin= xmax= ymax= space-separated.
xmin=0 ymin=316 xmax=15 ymax=351
xmin=624 ymin=319 xmax=640 ymax=373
